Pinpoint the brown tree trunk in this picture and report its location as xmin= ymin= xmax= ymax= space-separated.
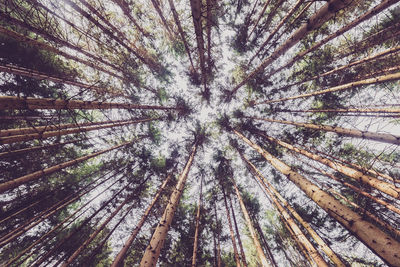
xmin=111 ymin=172 xmax=173 ymax=267
xmin=239 ymin=151 xmax=345 ymax=266
xmin=192 ymin=178 xmax=203 ymax=267
xmin=0 ymin=96 xmax=182 ymax=111
xmin=0 ymin=141 xmax=132 ymax=193
xmin=248 ymin=116 xmax=400 ymax=145
xmin=214 ymin=203 xmax=222 ymax=267
xmin=233 ymin=129 xmax=400 ymax=266
xmin=258 ymin=71 xmax=400 ymax=104
xmin=0 ymin=118 xmax=155 ymax=145
xmin=150 ymin=0 xmax=174 ymax=36
xmin=248 ymin=0 xmax=273 ymax=38
xmin=268 ymin=0 xmax=399 ymax=78
xmin=221 ymin=186 xmax=241 ymax=267
xmin=168 ymin=0 xmax=196 ymax=71
xmin=232 ymin=179 xmax=271 ymax=267
xmin=229 ymin=0 xmax=354 ymax=98
xmin=229 ymin=196 xmax=248 ymax=267
xmin=0 ymin=26 xmax=123 ymax=80
xmin=256 ymin=131 xmax=400 ymax=199
xmin=139 ymin=141 xmax=198 ymax=266
xmin=0 ymin=63 xmax=122 ymax=96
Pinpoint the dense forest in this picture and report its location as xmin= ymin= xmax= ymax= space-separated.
xmin=0 ymin=0 xmax=400 ymax=266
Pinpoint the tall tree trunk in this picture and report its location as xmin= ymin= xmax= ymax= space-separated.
xmin=0 ymin=141 xmax=132 ymax=193
xmin=248 ymin=0 xmax=273 ymax=38
xmin=232 ymin=179 xmax=271 ymax=267
xmin=6 ymin=169 xmax=124 ymax=266
xmin=257 ymin=71 xmax=400 ymax=104
xmin=256 ymin=131 xmax=400 ymax=199
xmin=192 ymin=178 xmax=203 ymax=267
xmin=252 ymin=218 xmax=278 ymax=267
xmin=150 ymin=0 xmax=174 ymax=36
xmin=32 ymin=178 xmax=134 ymax=266
xmin=249 ymin=0 xmax=304 ymax=64
xmin=0 ymin=10 xmax=123 ymax=72
xmin=0 ymin=96 xmax=183 ymax=111
xmin=0 ymin=26 xmax=124 ymax=80
xmin=229 ymin=0 xmax=354 ymax=98
xmin=0 ymin=63 xmax=122 ymax=96
xmin=268 ymin=107 xmax=400 ymax=115
xmin=239 ymin=151 xmax=345 ymax=266
xmin=248 ymin=116 xmax=400 ymax=145
xmin=139 ymin=141 xmax=198 ymax=266
xmin=214 ymin=203 xmax=222 ymax=267
xmin=229 ymin=196 xmax=248 ymax=267
xmin=0 ymin=168 xmax=122 ymax=248
xmin=268 ymin=0 xmax=399 ymax=78
xmin=0 ymin=118 xmax=132 ymax=137
xmin=167 ymin=0 xmax=196 ymax=71
xmin=0 ymin=139 xmax=79 ymax=158
xmin=111 ymin=172 xmax=173 ymax=267
xmin=221 ymin=186 xmax=241 ymax=267
xmin=233 ymin=129 xmax=400 ymax=266
xmin=0 ymin=118 xmax=155 ymax=145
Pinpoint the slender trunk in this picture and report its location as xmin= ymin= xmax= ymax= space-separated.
xmin=221 ymin=186 xmax=241 ymax=267
xmin=0 ymin=118 xmax=155 ymax=145
xmin=248 ymin=116 xmax=400 ymax=145
xmin=0 ymin=141 xmax=132 ymax=193
xmin=328 ymin=188 xmax=400 ymax=238
xmin=229 ymin=0 xmax=354 ymax=98
xmin=0 ymin=168 xmax=120 ymax=248
xmin=260 ymin=71 xmax=400 ymax=104
xmin=256 ymin=131 xmax=400 ymax=199
xmin=0 ymin=119 xmax=133 ymax=137
xmin=0 ymin=63 xmax=123 ymax=96
xmin=270 ymin=107 xmax=400 ymax=115
xmin=32 ymin=178 xmax=133 ymax=267
xmin=250 ymin=0 xmax=303 ymax=64
xmin=229 ymin=196 xmax=248 ymax=267
xmin=190 ymin=0 xmax=207 ymax=78
xmin=214 ymin=204 xmax=222 ymax=267
xmin=252 ymin=218 xmax=278 ymax=267
xmin=248 ymin=0 xmax=273 ymax=38
xmin=168 ymin=0 xmax=196 ymax=71
xmin=111 ymin=0 xmax=149 ymax=37
xmin=0 ymin=96 xmax=182 ymax=111
xmin=0 ymin=10 xmax=123 ymax=72
xmin=268 ymin=0 xmax=398 ymax=77
xmin=232 ymin=180 xmax=271 ymax=267
xmin=61 ymin=194 xmax=133 ymax=266
xmin=0 ymin=26 xmax=123 ymax=80
xmin=240 ymin=151 xmax=345 ymax=266
xmin=192 ymin=178 xmax=203 ymax=267
xmin=139 ymin=141 xmax=198 ymax=266
xmin=233 ymin=129 xmax=400 ymax=266
xmin=150 ymin=0 xmax=173 ymax=36
xmin=0 ymin=139 xmax=78 ymax=158
xmin=6 ymin=170 xmax=123 ymax=266
xmin=111 ymin=173 xmax=173 ymax=267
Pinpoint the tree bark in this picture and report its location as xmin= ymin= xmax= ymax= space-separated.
xmin=232 ymin=179 xmax=271 ymax=267
xmin=233 ymin=129 xmax=400 ymax=266
xmin=139 ymin=141 xmax=198 ymax=266
xmin=248 ymin=116 xmax=400 ymax=145
xmin=192 ymin=178 xmax=203 ymax=267
xmin=0 ymin=96 xmax=182 ymax=111
xmin=0 ymin=118 xmax=155 ymax=145
xmin=256 ymin=131 xmax=400 ymax=199
xmin=0 ymin=141 xmax=132 ymax=193
xmin=229 ymin=196 xmax=248 ymax=267
xmin=221 ymin=186 xmax=241 ymax=267
xmin=258 ymin=71 xmax=400 ymax=104
xmin=268 ymin=0 xmax=399 ymax=78
xmin=239 ymin=151 xmax=345 ymax=266
xmin=111 ymin=172 xmax=173 ymax=267
xmin=229 ymin=0 xmax=354 ymax=98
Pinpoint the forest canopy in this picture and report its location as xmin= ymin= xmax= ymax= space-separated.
xmin=0 ymin=0 xmax=400 ymax=266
